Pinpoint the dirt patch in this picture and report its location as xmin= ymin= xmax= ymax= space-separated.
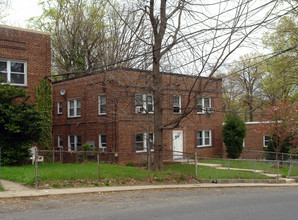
xmin=270 ymin=165 xmax=286 ymax=169
xmin=37 ymin=176 xmax=199 ymax=189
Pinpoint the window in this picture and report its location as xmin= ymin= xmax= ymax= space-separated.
xmin=197 ymin=130 xmax=211 ymax=147
xmin=135 ymin=93 xmax=154 ymax=113
xmin=57 ymin=101 xmax=62 ymax=114
xmin=68 ymin=99 xmax=81 ymax=117
xmin=58 ymin=135 xmax=63 ymax=149
xmin=68 ymin=135 xmax=81 ymax=151
xmin=197 ymin=97 xmax=211 ymax=114
xmin=263 ymin=135 xmax=271 ymax=147
xmin=173 ymin=95 xmax=181 ymax=113
xmin=135 ymin=133 xmax=154 ymax=152
xmin=98 ymin=95 xmax=106 ymax=115
xmin=0 ymin=59 xmax=27 ymax=86
xmin=99 ymin=134 xmax=107 ymax=151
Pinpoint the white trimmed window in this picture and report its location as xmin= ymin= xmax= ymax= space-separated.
xmin=173 ymin=95 xmax=181 ymax=113
xmin=68 ymin=99 xmax=81 ymax=118
xmin=197 ymin=130 xmax=211 ymax=147
xmin=68 ymin=135 xmax=81 ymax=151
xmin=58 ymin=135 xmax=63 ymax=149
xmin=57 ymin=101 xmax=62 ymax=114
xmin=99 ymin=134 xmax=107 ymax=151
xmin=197 ymin=97 xmax=211 ymax=114
xmin=98 ymin=95 xmax=106 ymax=115
xmin=136 ymin=133 xmax=154 ymax=152
xmin=135 ymin=93 xmax=154 ymax=113
xmin=263 ymin=135 xmax=271 ymax=147
xmin=0 ymin=59 xmax=27 ymax=86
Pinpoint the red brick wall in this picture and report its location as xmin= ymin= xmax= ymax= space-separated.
xmin=0 ymin=25 xmax=51 ymax=103
xmin=223 ymin=122 xmax=271 ymax=159
xmin=52 ymin=69 xmax=223 ymax=164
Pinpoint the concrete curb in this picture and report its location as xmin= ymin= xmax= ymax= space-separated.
xmin=1 ymin=182 xmax=298 ymax=200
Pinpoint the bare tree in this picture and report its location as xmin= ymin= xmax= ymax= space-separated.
xmin=0 ymin=0 xmax=10 ymax=22
xmin=29 ymin=0 xmax=150 ymax=75
xmin=122 ymin=0 xmax=279 ymax=170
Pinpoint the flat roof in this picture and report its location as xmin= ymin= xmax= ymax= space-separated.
xmin=0 ymin=24 xmax=50 ymax=36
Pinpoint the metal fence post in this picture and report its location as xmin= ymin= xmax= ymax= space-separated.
xmin=97 ymin=152 xmax=100 ymax=181
xmin=35 ymin=147 xmax=38 ymax=187
xmin=187 ymin=155 xmax=189 ymax=178
xmin=228 ymin=159 xmax=230 ymax=178
xmin=195 ymin=152 xmax=197 ymax=179
xmin=254 ymin=159 xmax=256 ymax=179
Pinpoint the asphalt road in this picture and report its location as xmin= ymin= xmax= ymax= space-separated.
xmin=0 ymin=187 xmax=298 ymax=220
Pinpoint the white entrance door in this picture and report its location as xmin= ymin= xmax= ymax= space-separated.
xmin=173 ymin=130 xmax=183 ymax=160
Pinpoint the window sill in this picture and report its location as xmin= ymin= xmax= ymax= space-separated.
xmin=67 ymin=116 xmax=81 ymax=119
xmin=98 ymin=113 xmax=107 ymax=116
xmin=197 ymin=145 xmax=212 ymax=148
xmin=136 ymin=149 xmax=154 ymax=153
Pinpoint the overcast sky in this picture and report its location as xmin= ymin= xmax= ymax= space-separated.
xmin=4 ymin=0 xmax=42 ymax=27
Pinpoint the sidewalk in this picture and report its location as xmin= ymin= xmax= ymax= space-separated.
xmin=1 ymin=179 xmax=298 ymax=199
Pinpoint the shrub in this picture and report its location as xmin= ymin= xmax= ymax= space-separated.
xmin=223 ymin=112 xmax=246 ymax=159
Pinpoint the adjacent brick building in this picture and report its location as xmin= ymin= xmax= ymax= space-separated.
xmin=0 ymin=25 xmax=51 ymax=103
xmin=52 ymin=68 xmax=223 ymax=164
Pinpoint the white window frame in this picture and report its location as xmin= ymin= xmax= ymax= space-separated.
xmin=68 ymin=135 xmax=81 ymax=151
xmin=173 ymin=95 xmax=181 ymax=114
xmin=263 ymin=135 xmax=271 ymax=148
xmin=135 ymin=93 xmax=154 ymax=114
xmin=136 ymin=132 xmax=154 ymax=153
xmin=58 ymin=135 xmax=63 ymax=149
xmin=99 ymin=134 xmax=107 ymax=152
xmin=197 ymin=130 xmax=212 ymax=147
xmin=98 ymin=94 xmax=107 ymax=115
xmin=67 ymin=99 xmax=81 ymax=118
xmin=197 ymin=97 xmax=211 ymax=114
xmin=0 ymin=59 xmax=27 ymax=86
xmin=57 ymin=101 xmax=62 ymax=114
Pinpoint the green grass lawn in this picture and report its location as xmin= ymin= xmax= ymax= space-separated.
xmin=165 ymin=164 xmax=268 ymax=179
xmin=200 ymin=159 xmax=298 ymax=176
xmin=0 ymin=162 xmax=269 ymax=186
xmin=0 ymin=183 xmax=4 ymax=191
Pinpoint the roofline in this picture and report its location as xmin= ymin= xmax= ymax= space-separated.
xmin=52 ymin=67 xmax=222 ymax=84
xmin=0 ymin=24 xmax=51 ymax=36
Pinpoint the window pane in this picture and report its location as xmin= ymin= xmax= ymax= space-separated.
xmin=197 ymin=131 xmax=203 ymax=145
xmin=1 ymin=73 xmax=7 ymax=82
xmin=204 ymin=98 xmax=210 ymax=108
xmin=11 ymin=62 xmax=24 ymax=73
xmin=11 ymin=73 xmax=24 ymax=84
xmin=136 ymin=134 xmax=144 ymax=151
xmin=135 ymin=94 xmax=143 ymax=106
xmin=101 ymin=135 xmax=107 ymax=148
xmin=0 ymin=61 xmax=7 ymax=71
xmin=100 ymin=96 xmax=106 ymax=113
xmin=173 ymin=96 xmax=179 ymax=106
xmin=69 ymin=100 xmax=74 ymax=108
xmin=197 ymin=99 xmax=203 ymax=112
xmin=149 ymin=133 xmax=154 ymax=150
xmin=76 ymin=100 xmax=81 ymax=115
xmin=205 ymin=131 xmax=210 ymax=145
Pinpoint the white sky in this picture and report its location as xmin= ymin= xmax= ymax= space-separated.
xmin=4 ymin=0 xmax=42 ymax=28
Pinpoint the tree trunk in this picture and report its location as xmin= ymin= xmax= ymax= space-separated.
xmin=152 ymin=44 xmax=164 ymax=170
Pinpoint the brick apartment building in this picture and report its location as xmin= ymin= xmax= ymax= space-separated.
xmin=0 ymin=25 xmax=51 ymax=103
xmin=52 ymin=68 xmax=223 ymax=164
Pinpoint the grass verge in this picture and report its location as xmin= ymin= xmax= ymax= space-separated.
xmin=200 ymin=159 xmax=298 ymax=176
xmin=165 ymin=164 xmax=269 ymax=179
xmin=0 ymin=162 xmax=269 ymax=187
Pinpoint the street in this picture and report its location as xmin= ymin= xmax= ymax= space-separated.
xmin=0 ymin=187 xmax=298 ymax=220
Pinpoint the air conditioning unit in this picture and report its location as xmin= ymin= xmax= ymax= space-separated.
xmin=136 ymin=106 xmax=144 ymax=113
xmin=205 ymin=107 xmax=214 ymax=115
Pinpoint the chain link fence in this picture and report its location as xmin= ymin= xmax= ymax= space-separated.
xmin=0 ymin=147 xmax=297 ymax=187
